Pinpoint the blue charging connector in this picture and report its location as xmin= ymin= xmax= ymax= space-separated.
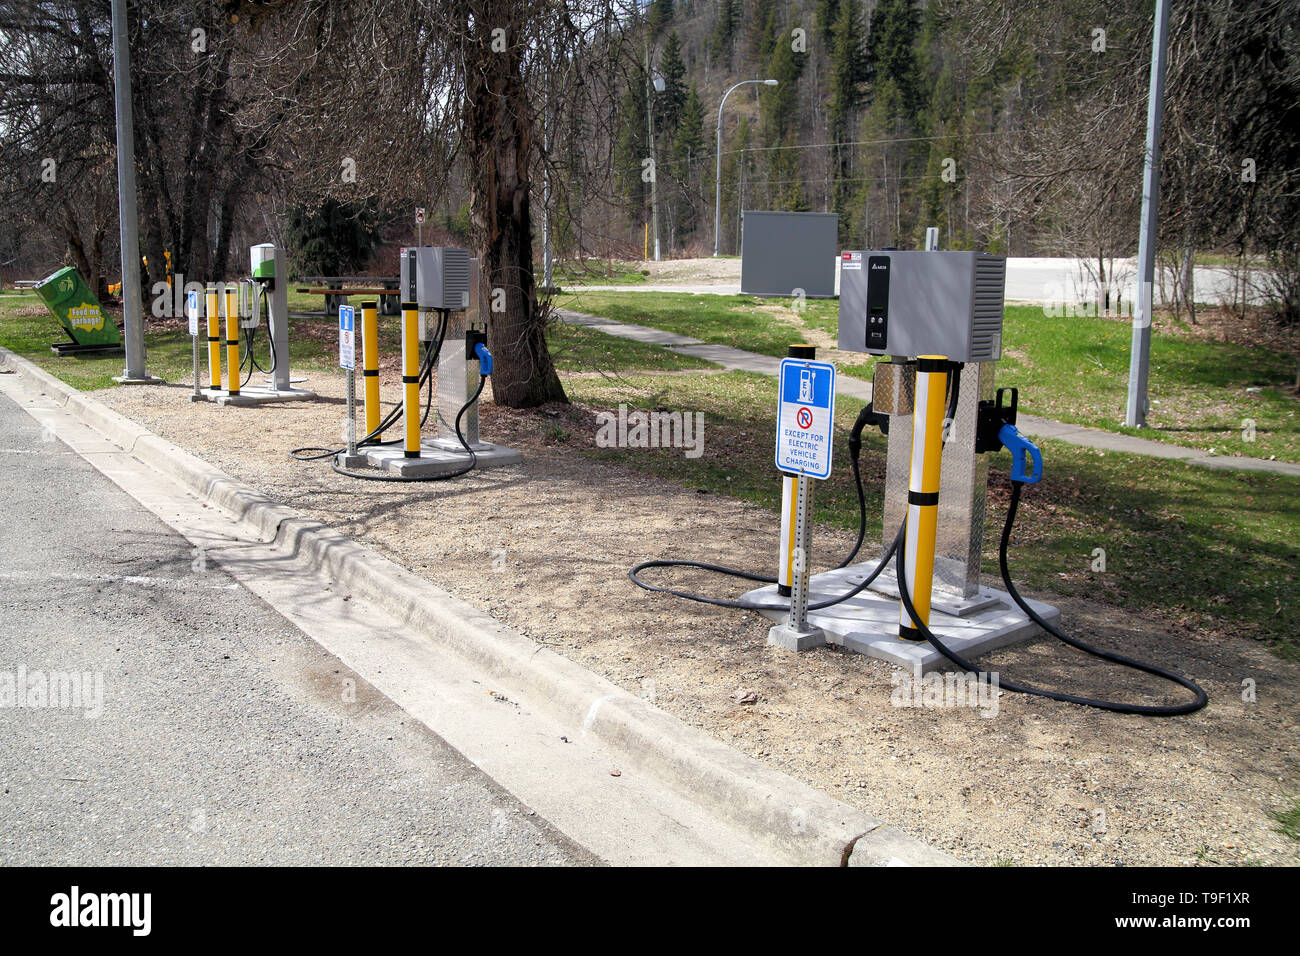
xmin=998 ymin=423 xmax=1043 ymax=484
xmin=474 ymin=343 xmax=493 ymax=376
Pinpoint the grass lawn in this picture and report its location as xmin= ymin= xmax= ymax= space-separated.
xmin=0 ymin=289 xmax=709 ymax=391
xmin=545 ymin=259 xmax=651 ymax=287
xmin=556 ymin=290 xmax=1300 ymax=462
xmin=562 ymin=369 xmax=1300 ymax=658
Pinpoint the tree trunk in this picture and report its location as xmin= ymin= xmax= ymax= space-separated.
xmin=461 ymin=5 xmax=566 ymax=409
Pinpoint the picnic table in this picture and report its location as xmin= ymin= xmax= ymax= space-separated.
xmin=297 ymin=276 xmax=401 ymax=316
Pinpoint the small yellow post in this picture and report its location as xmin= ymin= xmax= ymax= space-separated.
xmin=361 ymin=300 xmax=380 ymax=437
xmin=205 ymin=284 xmax=221 ymax=390
xmin=402 ymin=301 xmax=420 ymax=458
xmin=899 ymin=355 xmax=949 ymax=640
xmin=644 ymin=222 xmax=649 ymax=261
xmin=224 ymin=286 xmax=240 ymax=396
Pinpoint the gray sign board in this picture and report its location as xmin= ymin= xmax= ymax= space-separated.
xmin=740 ymin=211 xmax=839 ymax=298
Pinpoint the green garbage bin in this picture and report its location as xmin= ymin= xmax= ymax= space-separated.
xmin=33 ymin=266 xmax=123 ymax=355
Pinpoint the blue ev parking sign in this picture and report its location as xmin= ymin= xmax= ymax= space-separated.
xmin=775 ymin=358 xmax=836 ymax=479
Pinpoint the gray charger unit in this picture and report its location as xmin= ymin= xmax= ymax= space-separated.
xmin=837 ymin=250 xmax=1006 ymax=362
xmin=401 ymin=246 xmax=472 ymax=310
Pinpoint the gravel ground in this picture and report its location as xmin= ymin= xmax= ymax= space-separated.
xmin=93 ymin=367 xmax=1300 ymax=866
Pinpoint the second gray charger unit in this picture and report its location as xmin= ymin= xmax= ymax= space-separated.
xmin=401 ymin=246 xmax=472 ymax=311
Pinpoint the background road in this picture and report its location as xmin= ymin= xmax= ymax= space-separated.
xmin=0 ymin=389 xmax=596 ymax=865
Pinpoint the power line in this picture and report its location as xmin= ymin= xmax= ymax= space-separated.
xmin=717 ymin=130 xmax=1003 ymax=158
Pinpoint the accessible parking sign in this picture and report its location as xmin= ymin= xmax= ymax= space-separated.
xmin=775 ymin=357 xmax=836 ymax=479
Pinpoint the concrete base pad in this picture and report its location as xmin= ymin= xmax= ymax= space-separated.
xmin=744 ymin=560 xmax=1059 ymax=673
xmin=335 ymin=452 xmax=368 ymax=469
xmin=363 ymin=442 xmax=522 ymax=477
xmin=112 ymin=375 xmax=164 ymax=385
xmin=767 ymin=622 xmax=826 ymax=651
xmin=207 ymin=385 xmax=317 ymax=406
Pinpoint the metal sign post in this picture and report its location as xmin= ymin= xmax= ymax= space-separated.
xmin=186 ymin=289 xmax=201 ymax=401
xmin=769 ymin=355 xmax=836 ymax=650
xmin=416 ymin=207 xmax=425 ymax=249
xmin=337 ymin=304 xmax=362 ymax=466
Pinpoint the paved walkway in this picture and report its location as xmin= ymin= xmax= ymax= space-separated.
xmin=555 ymin=308 xmax=1300 ymax=478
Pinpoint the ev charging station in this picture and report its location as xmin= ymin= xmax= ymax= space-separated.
xmin=744 ymin=249 xmax=1059 ymax=671
xmin=196 ymin=242 xmax=316 ymax=406
xmin=632 ymin=241 xmax=1206 ymax=714
xmin=354 ymin=246 xmax=522 ymax=477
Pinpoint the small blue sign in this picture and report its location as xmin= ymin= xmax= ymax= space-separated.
xmin=775 ymin=358 xmax=836 ymax=479
xmin=338 ymin=304 xmax=356 ymax=370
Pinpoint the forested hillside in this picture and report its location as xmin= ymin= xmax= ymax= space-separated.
xmin=592 ymin=0 xmax=1297 ymax=289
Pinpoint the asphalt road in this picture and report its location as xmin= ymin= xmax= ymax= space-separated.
xmin=0 ymin=389 xmax=596 ymax=865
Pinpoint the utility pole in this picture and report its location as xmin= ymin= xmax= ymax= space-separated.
xmin=1125 ymin=0 xmax=1171 ymax=427
xmin=645 ymin=45 xmax=662 ymax=262
xmin=110 ymin=0 xmax=153 ymax=384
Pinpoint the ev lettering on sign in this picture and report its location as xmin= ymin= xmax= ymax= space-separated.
xmin=775 ymin=358 xmax=836 ymax=479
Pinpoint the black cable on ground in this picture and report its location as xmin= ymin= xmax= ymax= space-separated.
xmin=289 ymin=309 xmax=447 ymax=462
xmin=329 ymin=375 xmax=486 ymax=483
xmin=894 ymin=480 xmax=1209 ymax=716
xmin=629 ymin=523 xmax=902 ymax=612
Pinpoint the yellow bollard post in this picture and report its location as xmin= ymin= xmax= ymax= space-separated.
xmin=205 ymin=283 xmax=221 ymax=391
xmin=402 ymin=301 xmax=420 ymax=458
xmin=361 ymin=300 xmax=380 ymax=437
xmin=899 ymin=355 xmax=950 ymax=641
xmin=777 ymin=473 xmax=798 ymax=597
xmin=224 ymin=286 xmax=240 ymax=396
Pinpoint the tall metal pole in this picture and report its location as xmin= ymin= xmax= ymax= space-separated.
xmin=1125 ymin=0 xmax=1170 ymax=428
xmin=644 ymin=45 xmax=661 ymax=262
xmin=111 ymin=0 xmax=148 ymax=382
xmin=714 ymin=79 xmax=777 ymax=257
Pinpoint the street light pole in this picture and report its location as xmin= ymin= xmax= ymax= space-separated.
xmin=1125 ymin=0 xmax=1171 ymax=428
xmin=110 ymin=0 xmax=150 ymax=383
xmin=714 ymin=79 xmax=778 ymax=257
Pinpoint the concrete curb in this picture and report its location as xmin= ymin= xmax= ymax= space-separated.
xmin=0 ymin=347 xmax=960 ymax=866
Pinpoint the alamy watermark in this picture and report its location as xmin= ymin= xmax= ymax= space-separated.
xmin=0 ymin=666 xmax=104 ymax=718
xmin=595 ymin=403 xmax=704 ymax=459
xmin=890 ymin=667 xmax=1000 ymax=718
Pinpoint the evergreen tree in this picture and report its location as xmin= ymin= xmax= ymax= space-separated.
xmin=670 ymin=86 xmax=707 ymax=236
xmin=865 ymin=0 xmax=922 ymax=115
xmin=815 ymin=0 xmax=841 ymax=46
xmin=648 ymin=0 xmax=674 ymax=37
xmin=828 ymin=0 xmax=866 ymax=142
xmin=657 ymin=31 xmax=688 ymax=138
xmin=613 ymin=79 xmax=650 ymax=221
xmin=709 ymin=0 xmax=739 ymax=68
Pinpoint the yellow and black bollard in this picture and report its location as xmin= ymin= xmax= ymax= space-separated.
xmin=361 ymin=300 xmax=380 ymax=437
xmin=205 ymin=283 xmax=221 ymax=391
xmin=899 ymin=355 xmax=949 ymax=641
xmin=223 ymin=285 xmax=240 ymax=396
xmin=402 ymin=301 xmax=420 ymax=458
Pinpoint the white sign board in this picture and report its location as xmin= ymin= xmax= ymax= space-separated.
xmin=186 ymin=289 xmax=200 ymax=337
xmin=338 ymin=304 xmax=355 ymax=370
xmin=415 ymin=207 xmax=426 ymax=225
xmin=775 ymin=357 xmax=836 ymax=479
